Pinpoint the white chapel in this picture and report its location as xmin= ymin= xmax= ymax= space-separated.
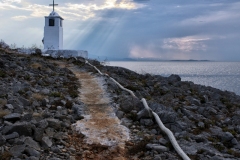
xmin=43 ymin=0 xmax=88 ymax=58
xmin=43 ymin=0 xmax=63 ymax=50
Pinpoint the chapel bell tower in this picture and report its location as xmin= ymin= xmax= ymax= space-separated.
xmin=43 ymin=0 xmax=63 ymax=50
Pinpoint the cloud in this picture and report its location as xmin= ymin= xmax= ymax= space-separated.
xmin=162 ymin=36 xmax=210 ymax=52
xmin=1 ymin=0 xmax=21 ymax=3
xmin=11 ymin=15 xmax=28 ymax=20
xmin=130 ymin=44 xmax=158 ymax=58
xmin=0 ymin=0 xmax=145 ymax=21
xmin=1 ymin=0 xmax=240 ymax=61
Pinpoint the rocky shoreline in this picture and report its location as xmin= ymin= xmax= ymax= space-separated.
xmin=0 ymin=43 xmax=240 ymax=160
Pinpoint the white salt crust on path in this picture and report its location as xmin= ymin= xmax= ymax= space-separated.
xmin=69 ymin=67 xmax=130 ymax=148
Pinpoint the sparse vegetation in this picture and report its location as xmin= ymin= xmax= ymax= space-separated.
xmin=32 ymin=93 xmax=45 ymax=101
xmin=0 ymin=70 xmax=6 ymax=78
xmin=49 ymin=92 xmax=61 ymax=97
xmin=0 ymin=151 xmax=12 ymax=160
xmin=0 ymin=109 xmax=10 ymax=118
xmin=31 ymin=62 xmax=42 ymax=69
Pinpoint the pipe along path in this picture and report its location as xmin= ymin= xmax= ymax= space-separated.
xmin=85 ymin=60 xmax=191 ymax=160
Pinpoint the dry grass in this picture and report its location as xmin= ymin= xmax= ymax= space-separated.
xmin=32 ymin=93 xmax=45 ymax=101
xmin=0 ymin=98 xmax=7 ymax=107
xmin=0 ymin=151 xmax=12 ymax=160
xmin=31 ymin=62 xmax=42 ymax=69
xmin=32 ymin=112 xmax=42 ymax=118
xmin=0 ymin=109 xmax=10 ymax=118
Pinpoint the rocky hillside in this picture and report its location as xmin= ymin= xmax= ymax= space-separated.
xmin=0 ymin=50 xmax=84 ymax=159
xmin=85 ymin=60 xmax=240 ymax=159
xmin=0 ymin=42 xmax=240 ymax=160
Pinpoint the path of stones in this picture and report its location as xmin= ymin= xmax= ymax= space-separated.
xmin=56 ymin=61 xmax=130 ymax=160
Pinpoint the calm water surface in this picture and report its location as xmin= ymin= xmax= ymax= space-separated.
xmin=108 ymin=61 xmax=240 ymax=96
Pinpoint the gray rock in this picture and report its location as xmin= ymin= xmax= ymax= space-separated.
xmin=235 ymin=125 xmax=240 ymax=134
xmin=192 ymin=98 xmax=201 ymax=106
xmin=10 ymin=144 xmax=26 ymax=157
xmin=46 ymin=118 xmax=61 ymax=130
xmin=116 ymin=110 xmax=124 ymax=119
xmin=45 ymin=127 xmax=55 ymax=137
xmin=159 ymin=138 xmax=168 ymax=145
xmin=220 ymin=132 xmax=234 ymax=142
xmin=33 ymin=128 xmax=44 ymax=141
xmin=28 ymin=156 xmax=40 ymax=160
xmin=57 ymin=106 xmax=62 ymax=111
xmin=137 ymin=108 xmax=151 ymax=120
xmin=1 ymin=125 xmax=13 ymax=135
xmin=51 ymin=146 xmax=61 ymax=153
xmin=24 ymin=137 xmax=41 ymax=151
xmin=72 ymin=104 xmax=85 ymax=120
xmin=120 ymin=118 xmax=133 ymax=127
xmin=140 ymin=119 xmax=154 ymax=126
xmin=198 ymin=122 xmax=205 ymax=128
xmin=21 ymin=113 xmax=32 ymax=122
xmin=149 ymin=102 xmax=177 ymax=124
xmin=53 ymin=132 xmax=65 ymax=140
xmin=168 ymin=74 xmax=181 ymax=83
xmin=4 ymin=132 xmax=19 ymax=140
xmin=42 ymin=98 xmax=49 ymax=106
xmin=41 ymin=136 xmax=52 ymax=148
xmin=211 ymin=155 xmax=225 ymax=160
xmin=231 ymin=138 xmax=238 ymax=145
xmin=37 ymin=119 xmax=48 ymax=128
xmin=41 ymin=88 xmax=50 ymax=95
xmin=32 ymin=101 xmax=40 ymax=107
xmin=48 ymin=158 xmax=61 ymax=160
xmin=0 ymin=134 xmax=6 ymax=146
xmin=5 ymin=104 xmax=14 ymax=110
xmin=203 ymin=95 xmax=209 ymax=103
xmin=3 ymin=113 xmax=21 ymax=121
xmin=13 ymin=105 xmax=24 ymax=114
xmin=7 ymin=122 xmax=32 ymax=136
xmin=119 ymin=97 xmax=135 ymax=113
xmin=146 ymin=143 xmax=169 ymax=153
xmin=25 ymin=147 xmax=41 ymax=157
xmin=151 ymin=129 xmax=158 ymax=135
xmin=18 ymin=97 xmax=30 ymax=106
xmin=232 ymin=115 xmax=240 ymax=125
xmin=153 ymin=156 xmax=162 ymax=160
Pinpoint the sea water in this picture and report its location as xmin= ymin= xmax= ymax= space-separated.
xmin=108 ymin=61 xmax=240 ymax=96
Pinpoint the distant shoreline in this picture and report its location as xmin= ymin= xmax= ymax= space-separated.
xmin=108 ymin=58 xmax=211 ymax=62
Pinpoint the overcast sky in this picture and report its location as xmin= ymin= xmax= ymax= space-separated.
xmin=0 ymin=0 xmax=240 ymax=61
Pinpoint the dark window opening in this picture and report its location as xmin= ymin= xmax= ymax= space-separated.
xmin=49 ymin=19 xmax=55 ymax=26
xmin=60 ymin=20 xmax=62 ymax=27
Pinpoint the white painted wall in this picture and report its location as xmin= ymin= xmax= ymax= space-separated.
xmin=44 ymin=15 xmax=63 ymax=50
xmin=44 ymin=50 xmax=88 ymax=58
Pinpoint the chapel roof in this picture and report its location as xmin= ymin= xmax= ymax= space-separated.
xmin=48 ymin=11 xmax=64 ymax=20
xmin=49 ymin=11 xmax=60 ymax=17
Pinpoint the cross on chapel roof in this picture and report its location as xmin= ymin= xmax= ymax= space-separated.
xmin=49 ymin=0 xmax=58 ymax=12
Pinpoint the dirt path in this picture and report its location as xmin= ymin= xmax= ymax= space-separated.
xmin=56 ymin=61 xmax=131 ymax=159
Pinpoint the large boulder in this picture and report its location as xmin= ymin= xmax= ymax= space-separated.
xmin=168 ymin=74 xmax=181 ymax=83
xmin=7 ymin=122 xmax=33 ymax=136
xmin=46 ymin=118 xmax=61 ymax=130
xmin=24 ymin=137 xmax=41 ymax=151
xmin=3 ymin=113 xmax=21 ymax=122
xmin=10 ymin=144 xmax=26 ymax=157
xmin=119 ymin=96 xmax=143 ymax=113
xmin=149 ymin=102 xmax=177 ymax=124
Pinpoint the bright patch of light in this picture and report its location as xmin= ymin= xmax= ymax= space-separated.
xmin=162 ymin=36 xmax=210 ymax=52
xmin=1 ymin=0 xmax=21 ymax=3
xmin=130 ymin=45 xmax=158 ymax=58
xmin=11 ymin=15 xmax=28 ymax=20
